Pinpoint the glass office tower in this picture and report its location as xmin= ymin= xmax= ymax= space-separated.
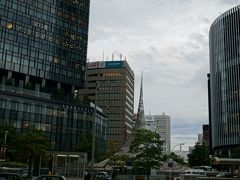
xmin=0 ymin=0 xmax=108 ymax=152
xmin=0 ymin=0 xmax=89 ymax=89
xmin=209 ymin=5 xmax=240 ymax=151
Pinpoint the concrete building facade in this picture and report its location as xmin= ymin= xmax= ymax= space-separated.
xmin=145 ymin=113 xmax=171 ymax=153
xmin=79 ymin=60 xmax=134 ymax=147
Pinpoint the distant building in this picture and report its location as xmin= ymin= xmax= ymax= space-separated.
xmin=198 ymin=134 xmax=203 ymax=143
xmin=174 ymin=150 xmax=189 ymax=163
xmin=202 ymin=124 xmax=210 ymax=145
xmin=79 ymin=61 xmax=134 ymax=147
xmin=145 ymin=113 xmax=171 ymax=153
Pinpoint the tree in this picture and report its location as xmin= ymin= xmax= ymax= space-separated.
xmin=16 ymin=131 xmax=50 ymax=177
xmin=77 ymin=131 xmax=105 ymax=162
xmin=129 ymin=129 xmax=167 ymax=180
xmin=168 ymin=152 xmax=186 ymax=166
xmin=77 ymin=132 xmax=92 ymax=162
xmin=188 ymin=142 xmax=209 ymax=167
xmin=107 ymin=154 xmax=129 ymax=168
xmin=0 ymin=125 xmax=18 ymax=161
xmin=25 ymin=81 xmax=33 ymax=90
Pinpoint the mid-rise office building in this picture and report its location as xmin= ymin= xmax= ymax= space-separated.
xmin=209 ymin=5 xmax=240 ymax=155
xmin=145 ymin=113 xmax=171 ymax=153
xmin=79 ymin=60 xmax=134 ymax=147
xmin=0 ymin=0 xmax=107 ymax=152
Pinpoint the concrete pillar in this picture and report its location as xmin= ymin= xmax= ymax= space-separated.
xmin=1 ymin=77 xmax=6 ymax=90
xmin=2 ymin=77 xmax=6 ymax=85
xmin=71 ymin=86 xmax=75 ymax=92
xmin=25 ymin=75 xmax=29 ymax=84
xmin=57 ymin=82 xmax=61 ymax=89
xmin=35 ymin=84 xmax=40 ymax=97
xmin=7 ymin=71 xmax=12 ymax=80
xmin=41 ymin=79 xmax=46 ymax=87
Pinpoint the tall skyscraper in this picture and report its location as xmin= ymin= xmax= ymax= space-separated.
xmin=79 ymin=60 xmax=134 ymax=147
xmin=209 ymin=5 xmax=240 ymax=155
xmin=145 ymin=113 xmax=171 ymax=153
xmin=0 ymin=0 xmax=107 ymax=152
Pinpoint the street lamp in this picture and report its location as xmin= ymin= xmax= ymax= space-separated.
xmin=169 ymin=143 xmax=185 ymax=180
xmin=0 ymin=131 xmax=8 ymax=172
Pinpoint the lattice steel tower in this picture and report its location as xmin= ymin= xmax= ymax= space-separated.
xmin=135 ymin=72 xmax=146 ymax=129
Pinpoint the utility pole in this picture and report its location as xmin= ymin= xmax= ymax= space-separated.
xmin=91 ymin=82 xmax=99 ymax=180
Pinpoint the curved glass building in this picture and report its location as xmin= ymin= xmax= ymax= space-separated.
xmin=209 ymin=6 xmax=240 ymax=150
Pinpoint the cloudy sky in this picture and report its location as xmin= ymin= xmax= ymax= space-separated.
xmin=87 ymin=0 xmax=240 ymax=151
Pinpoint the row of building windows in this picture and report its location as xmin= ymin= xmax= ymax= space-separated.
xmin=0 ymin=48 xmax=84 ymax=73
xmin=0 ymin=3 xmax=89 ymax=34
xmin=210 ymin=6 xmax=240 ymax=147
xmin=0 ymin=98 xmax=93 ymax=115
xmin=98 ymin=93 xmax=124 ymax=98
xmin=102 ymin=72 xmax=122 ymax=77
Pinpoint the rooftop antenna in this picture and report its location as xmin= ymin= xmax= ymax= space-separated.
xmin=120 ymin=53 xmax=122 ymax=61
xmin=149 ymin=109 xmax=151 ymax=115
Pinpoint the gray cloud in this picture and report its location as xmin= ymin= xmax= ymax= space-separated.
xmin=88 ymin=0 xmax=239 ymax=150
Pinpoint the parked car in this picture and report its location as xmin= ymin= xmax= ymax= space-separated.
xmin=216 ymin=172 xmax=232 ymax=178
xmin=35 ymin=175 xmax=67 ymax=180
xmin=95 ymin=172 xmax=111 ymax=180
xmin=0 ymin=173 xmax=22 ymax=180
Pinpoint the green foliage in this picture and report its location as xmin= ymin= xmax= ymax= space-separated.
xmin=17 ymin=131 xmax=50 ymax=160
xmin=107 ymin=140 xmax=121 ymax=157
xmin=6 ymin=78 xmax=14 ymax=86
xmin=129 ymin=129 xmax=167 ymax=180
xmin=25 ymin=81 xmax=33 ymax=90
xmin=77 ymin=132 xmax=93 ymax=161
xmin=107 ymin=154 xmax=130 ymax=168
xmin=55 ymin=88 xmax=65 ymax=99
xmin=82 ymin=95 xmax=91 ymax=105
xmin=188 ymin=142 xmax=210 ymax=167
xmin=40 ymin=86 xmax=49 ymax=93
xmin=231 ymin=146 xmax=240 ymax=158
xmin=0 ymin=126 xmax=18 ymax=161
xmin=16 ymin=130 xmax=50 ymax=177
xmin=2 ymin=162 xmax=27 ymax=168
xmin=169 ymin=152 xmax=186 ymax=165
xmin=0 ymin=126 xmax=50 ymax=176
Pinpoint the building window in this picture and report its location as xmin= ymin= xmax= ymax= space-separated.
xmin=6 ymin=23 xmax=13 ymax=29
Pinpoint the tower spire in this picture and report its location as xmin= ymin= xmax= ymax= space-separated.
xmin=135 ymin=71 xmax=145 ymax=129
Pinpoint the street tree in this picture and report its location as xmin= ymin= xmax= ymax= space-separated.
xmin=107 ymin=153 xmax=130 ymax=168
xmin=168 ymin=152 xmax=186 ymax=165
xmin=0 ymin=125 xmax=18 ymax=161
xmin=188 ymin=142 xmax=209 ymax=167
xmin=129 ymin=128 xmax=167 ymax=180
xmin=77 ymin=131 xmax=106 ymax=162
xmin=16 ymin=130 xmax=50 ymax=177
